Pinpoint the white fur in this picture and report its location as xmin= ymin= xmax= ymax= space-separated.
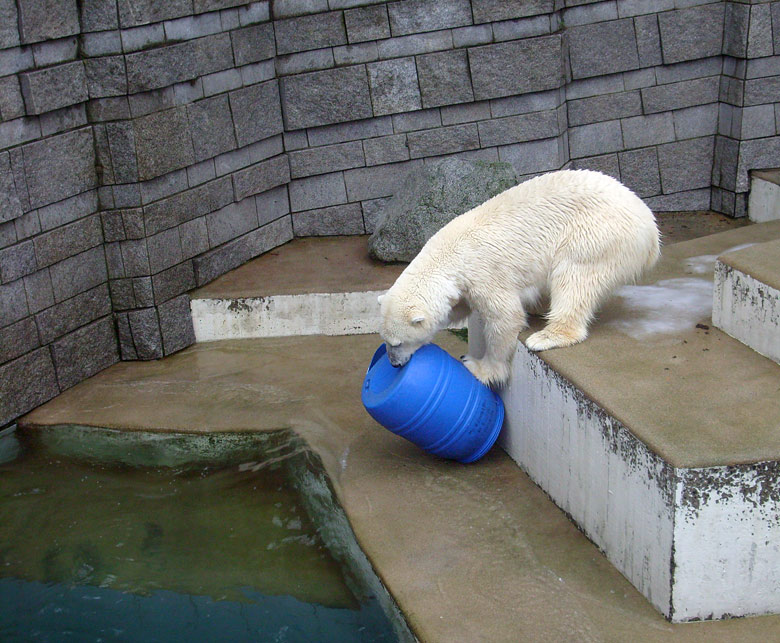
xmin=378 ymin=169 xmax=661 ymax=386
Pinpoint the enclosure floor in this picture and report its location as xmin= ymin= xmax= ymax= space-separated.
xmin=20 ymin=212 xmax=780 ymax=642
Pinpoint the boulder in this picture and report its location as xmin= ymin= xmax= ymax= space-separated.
xmin=368 ymin=158 xmax=518 ymax=262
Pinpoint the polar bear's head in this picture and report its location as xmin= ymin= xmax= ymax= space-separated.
xmin=377 ymin=291 xmax=437 ymax=368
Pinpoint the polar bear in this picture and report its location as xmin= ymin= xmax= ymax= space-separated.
xmin=377 ymin=169 xmax=660 ymax=386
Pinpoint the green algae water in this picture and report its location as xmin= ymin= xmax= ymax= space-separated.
xmin=0 ymin=427 xmax=406 ymax=642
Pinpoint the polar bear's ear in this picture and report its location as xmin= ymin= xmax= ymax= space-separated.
xmin=411 ymin=315 xmax=425 ymax=325
xmin=377 ymin=294 xmax=385 ymax=304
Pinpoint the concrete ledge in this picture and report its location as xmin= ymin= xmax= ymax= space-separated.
xmin=473 ymin=220 xmax=780 ymax=622
xmin=191 ymin=290 xmax=387 ymax=340
xmin=748 ymin=170 xmax=780 ymax=223
xmin=713 ymin=239 xmax=780 ymax=365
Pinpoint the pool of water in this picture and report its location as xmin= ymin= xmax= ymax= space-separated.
xmin=0 ymin=427 xmax=405 ymax=642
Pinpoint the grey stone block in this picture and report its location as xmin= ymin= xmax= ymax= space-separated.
xmin=229 ymin=81 xmax=283 ymax=148
xmin=308 ymin=115 xmax=393 ymax=146
xmin=109 ymin=278 xmax=135 ymax=310
xmin=0 ymin=115 xmax=41 ymax=151
xmin=658 ymin=3 xmax=724 ymax=65
xmin=407 ymin=123 xmax=479 ymax=159
xmin=120 ymin=22 xmax=165 ymax=53
xmin=472 ymin=0 xmax=552 ymax=24
xmin=774 ymin=2 xmax=780 ymax=56
xmin=52 ymin=316 xmax=119 ymax=390
xmin=368 ymin=158 xmax=517 ymax=262
xmin=452 ymin=24 xmax=493 ymax=48
xmin=0 ymin=75 xmax=25 ymax=122
xmin=0 ymin=0 xmax=20 ymax=49
xmin=36 ymin=283 xmax=112 ymax=344
xmin=0 ymin=278 xmax=29 ymax=327
xmin=289 ymin=141 xmax=365 ymax=179
xmin=746 ymin=3 xmax=773 ymax=59
xmin=117 ymin=0 xmax=191 ymax=28
xmin=388 ymin=0 xmax=471 ymax=36
xmin=642 ymin=76 xmax=719 ymax=115
xmin=334 ymin=42 xmax=379 ymax=66
xmin=33 ymin=214 xmax=102 ymax=269
xmin=469 ymin=36 xmax=562 ymax=100
xmin=655 ymin=57 xmax=721 ymax=86
xmin=133 ymin=107 xmax=195 ymax=182
xmin=618 ymin=147 xmax=661 ymax=197
xmin=0 ymin=240 xmax=36 ymax=283
xmin=568 ymin=19 xmax=639 ymax=79
xmin=124 ymin=308 xmax=162 ymax=360
xmin=498 ymin=137 xmax=562 ymax=176
xmin=417 ymin=49 xmax=474 ymax=109
xmin=0 ymin=348 xmax=59 ymax=426
xmin=644 ymin=188 xmax=710 ymax=212
xmin=152 ymin=260 xmax=195 ymax=304
xmin=673 ymin=104 xmax=719 ymax=140
xmin=232 ymin=155 xmax=291 ymax=202
xmin=477 ymin=110 xmax=559 ymax=147
xmin=87 ymin=96 xmax=131 ymax=123
xmin=22 ymin=128 xmax=97 ymax=210
xmin=293 ymin=203 xmax=365 ymax=236
xmin=736 ymin=136 xmax=780 ymax=192
xmin=126 ymin=33 xmax=234 ymax=93
xmin=568 ymin=91 xmax=641 ymax=127
xmin=158 ymin=294 xmax=195 ymax=355
xmin=147 ymin=228 xmax=183 ymax=274
xmin=17 ymin=0 xmax=79 ymax=44
xmin=144 ymin=176 xmax=233 ymax=235
xmin=745 ymin=56 xmax=780 ymax=81
xmin=84 ymin=56 xmax=128 ymax=99
xmin=119 ymin=238 xmax=150 ymax=278
xmin=345 ymin=5 xmax=390 ymax=43
xmin=491 ymin=15 xmax=551 ymax=42
xmin=367 ymin=58 xmax=422 ymax=116
xmin=363 ymin=134 xmax=410 ymax=166
xmin=0 ymin=46 xmax=35 ymax=78
xmin=272 ymin=0 xmax=328 ymax=19
xmin=567 ymin=119 xmax=622 ymax=159
xmin=275 ymin=11 xmax=346 ymax=55
xmin=105 ymin=241 xmax=124 ymax=279
xmin=19 ymin=61 xmax=88 ymax=115
xmin=441 ymin=101 xmax=491 ymax=126
xmin=344 ymin=159 xmax=423 ymax=201
xmin=39 ymin=104 xmax=88 ymax=140
xmin=206 ymin=198 xmax=256 ymax=248
xmin=563 ymin=1 xmax=617 ymax=26
xmin=0 ymin=152 xmax=22 ymax=225
xmin=187 ymin=94 xmax=237 ymax=163
xmin=231 ymin=22 xmax=275 ymax=66
xmin=38 ymin=191 xmax=99 ymax=234
xmin=255 ymin=185 xmax=290 ymax=226
xmin=275 ymin=49 xmax=335 ymax=76
xmin=634 ymin=14 xmax=662 ymax=68
xmin=23 ymin=268 xmax=54 ymax=314
xmin=281 ymin=65 xmax=372 ymax=130
xmin=49 ymin=246 xmax=107 ymax=302
xmin=744 ymin=76 xmax=780 ymax=107
xmin=288 ymin=172 xmax=347 ymax=212
xmin=187 ymin=158 xmax=217 ymax=187
xmin=115 ymin=312 xmax=136 ymax=360
xmin=376 ymin=29 xmax=452 ymax=59
xmin=163 ymin=12 xmax=222 ymax=42
xmin=132 ymin=276 xmax=154 ymax=307
xmin=361 ymin=197 xmax=390 ymax=233
xmin=570 ymin=153 xmax=620 ymax=180
xmin=80 ymin=0 xmax=119 ymax=31
xmin=622 ymin=112 xmax=675 ymax=149
xmin=179 ymin=217 xmax=210 ymax=258
xmin=193 ymin=216 xmax=292 ymax=285
xmin=0 ymin=316 xmax=39 ymax=364
xmin=657 ymin=137 xmax=714 ymax=194
xmin=723 ymin=2 xmax=749 ymax=58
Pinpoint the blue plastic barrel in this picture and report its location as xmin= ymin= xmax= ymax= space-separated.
xmin=361 ymin=343 xmax=504 ymax=463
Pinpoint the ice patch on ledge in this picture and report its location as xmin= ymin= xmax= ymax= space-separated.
xmin=685 ymin=243 xmax=757 ymax=274
xmin=606 ymin=278 xmax=713 ymax=339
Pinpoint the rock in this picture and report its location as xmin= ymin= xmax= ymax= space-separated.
xmin=368 ymin=158 xmax=518 ymax=262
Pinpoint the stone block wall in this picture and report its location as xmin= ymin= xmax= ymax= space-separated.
xmin=1 ymin=0 xmax=779 ymax=426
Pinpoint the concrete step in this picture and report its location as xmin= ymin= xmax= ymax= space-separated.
xmin=189 ymin=236 xmax=404 ymax=340
xmin=713 ymin=239 xmax=780 ymax=364
xmin=748 ymin=169 xmax=780 ymax=223
xmin=469 ymin=220 xmax=780 ymax=622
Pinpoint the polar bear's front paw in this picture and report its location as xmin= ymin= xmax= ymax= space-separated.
xmin=525 ymin=327 xmax=585 ymax=351
xmin=461 ymin=355 xmax=509 ymax=387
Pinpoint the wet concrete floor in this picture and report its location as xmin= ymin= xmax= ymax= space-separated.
xmin=21 ymin=327 xmax=780 ymax=642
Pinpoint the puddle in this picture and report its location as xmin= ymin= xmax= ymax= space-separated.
xmin=0 ymin=427 xmax=410 ymax=642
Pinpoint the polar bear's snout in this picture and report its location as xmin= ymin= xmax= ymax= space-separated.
xmin=385 ymin=343 xmax=414 ymax=368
